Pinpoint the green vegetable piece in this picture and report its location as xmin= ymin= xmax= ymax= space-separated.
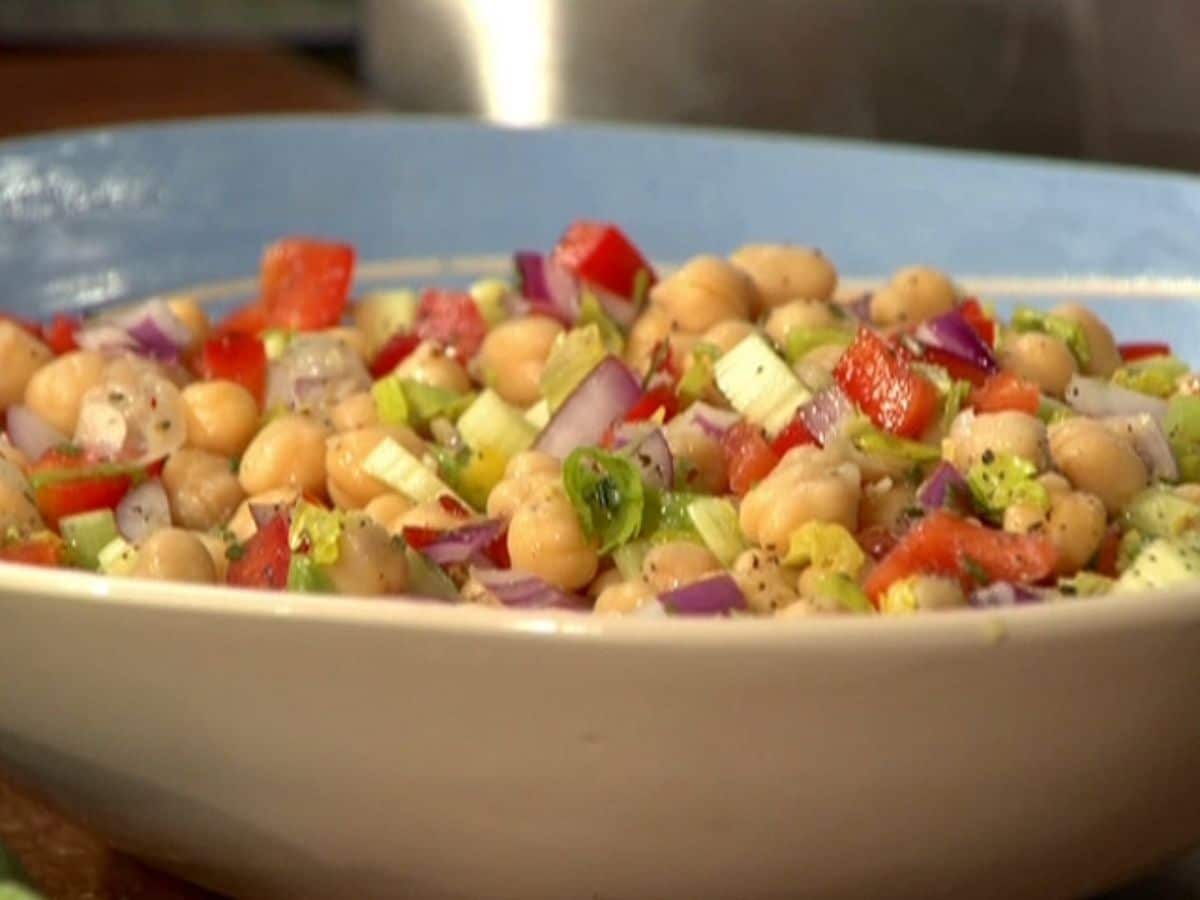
xmin=1011 ymin=307 xmax=1091 ymax=368
xmin=639 ymin=489 xmax=702 ymax=542
xmin=469 ymin=278 xmax=511 ymax=327
xmin=578 ymin=290 xmax=625 ymax=354
xmin=967 ymin=452 xmax=1050 ymax=520
xmin=563 ymin=448 xmax=646 ymax=554
xmin=914 ymin=362 xmax=973 ymax=431
xmin=371 ymin=376 xmax=410 ymax=426
xmin=677 ymin=342 xmax=721 ymax=405
xmin=404 ymin=547 xmax=461 ymax=601
xmin=714 ymin=333 xmax=812 ymax=437
xmin=287 ymin=554 xmax=334 ymax=593
xmin=357 ymin=290 xmax=419 ymax=357
xmin=785 ymin=325 xmax=854 ymax=363
xmin=432 ymin=444 xmax=504 ymax=512
xmin=28 ymin=459 xmax=145 ymax=492
xmin=396 ymin=378 xmax=474 ymax=429
xmin=1056 ymin=571 xmax=1114 ymax=598
xmin=261 ymin=328 xmax=294 ymax=361
xmin=0 ymin=884 xmax=43 ymax=900
xmin=0 ymin=838 xmax=27 ymax=884
xmin=97 ymin=536 xmax=138 ymax=576
xmin=540 ymin=324 xmax=608 ymax=412
xmin=612 ymin=539 xmax=651 ymax=581
xmin=363 ymin=437 xmax=459 ymax=504
xmin=879 ymin=576 xmax=921 ymax=615
xmin=59 ymin=509 xmax=119 ymax=570
xmin=457 ymin=389 xmax=538 ymax=461
xmin=1123 ymin=486 xmax=1200 ymax=540
xmin=1165 ymin=395 xmax=1200 ymax=482
xmin=783 ymin=521 xmax=867 ymax=577
xmin=811 ymin=570 xmax=874 ymax=614
xmin=687 ymin=497 xmax=746 ymax=567
xmin=524 ymin=398 xmax=551 ymax=429
xmin=849 ymin=420 xmax=941 ymax=464
xmin=1112 ymin=356 xmax=1188 ymax=398
xmin=1117 ymin=528 xmax=1146 ymax=573
xmin=289 ymin=502 xmax=343 ymax=566
xmin=1116 ymin=537 xmax=1200 ymax=592
xmin=1037 ymin=396 xmax=1076 ymax=425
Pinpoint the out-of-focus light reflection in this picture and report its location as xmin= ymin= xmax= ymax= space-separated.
xmin=465 ymin=0 xmax=557 ymax=125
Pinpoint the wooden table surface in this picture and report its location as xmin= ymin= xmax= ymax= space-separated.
xmin=0 ymin=44 xmax=366 ymax=899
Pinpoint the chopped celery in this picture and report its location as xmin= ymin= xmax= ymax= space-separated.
xmin=539 ymin=324 xmax=608 ymax=411
xmin=1037 ymin=396 xmax=1075 ymax=425
xmin=1123 ymin=487 xmax=1200 ymax=539
xmin=357 ymin=290 xmax=419 ymax=357
xmin=398 ymin=379 xmax=474 ymax=429
xmin=1165 ymin=395 xmax=1200 ymax=482
xmin=287 ymin=555 xmax=334 ymax=593
xmin=289 ymin=502 xmax=343 ymax=565
xmin=371 ymin=376 xmax=410 ymax=426
xmin=563 ymin=448 xmax=645 ymax=553
xmin=97 ymin=536 xmax=138 ymax=576
xmin=783 ymin=521 xmax=866 ymax=577
xmin=261 ymin=328 xmax=294 ymax=361
xmin=967 ymin=453 xmax=1049 ymax=520
xmin=639 ymin=489 xmax=702 ymax=541
xmin=612 ymin=540 xmax=651 ymax=581
xmin=469 ymin=278 xmax=511 ymax=327
xmin=850 ymin=421 xmax=941 ymax=464
xmin=687 ymin=496 xmax=746 ymax=566
xmin=784 ymin=325 xmax=854 ymax=363
xmin=914 ymin=362 xmax=972 ymax=431
xmin=405 ymin=547 xmax=461 ymax=601
xmin=1011 ymin=307 xmax=1091 ymax=367
xmin=677 ymin=343 xmax=720 ymax=404
xmin=363 ymin=437 xmax=459 ymax=504
xmin=435 ymin=444 xmax=506 ymax=512
xmin=1117 ymin=528 xmax=1146 ymax=573
xmin=578 ymin=290 xmax=625 ymax=354
xmin=59 ymin=509 xmax=119 ymax=570
xmin=1116 ymin=537 xmax=1200 ymax=592
xmin=1057 ymin=571 xmax=1114 ymax=598
xmin=811 ymin=570 xmax=873 ymax=613
xmin=457 ymin=389 xmax=537 ymax=460
xmin=525 ymin=398 xmax=551 ymax=429
xmin=714 ymin=333 xmax=811 ymax=437
xmin=1112 ymin=356 xmax=1187 ymax=398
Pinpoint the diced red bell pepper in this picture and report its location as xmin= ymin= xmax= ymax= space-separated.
xmin=958 ymin=298 xmax=996 ymax=347
xmin=770 ymin=416 xmax=818 ymax=457
xmin=484 ymin=526 xmax=511 ymax=568
xmin=261 ymin=237 xmax=355 ymax=331
xmin=864 ymin=510 xmax=1058 ymax=603
xmin=31 ymin=446 xmax=142 ymax=530
xmin=215 ymin=301 xmax=270 ymax=337
xmin=722 ymin=421 xmax=780 ymax=496
xmin=437 ymin=494 xmax=473 ymax=519
xmin=414 ymin=290 xmax=488 ymax=361
xmin=920 ymin=346 xmax=988 ymax=387
xmin=402 ymin=526 xmax=441 ymax=551
xmin=228 ymin=514 xmax=291 ymax=590
xmin=0 ymin=535 xmax=66 ymax=568
xmin=1093 ymin=526 xmax=1122 ymax=578
xmin=370 ymin=331 xmax=422 ymax=378
xmin=197 ymin=332 xmax=268 ymax=407
xmin=553 ymin=220 xmax=656 ymax=300
xmin=857 ymin=525 xmax=899 ymax=562
xmin=970 ymin=370 xmax=1040 ymax=416
xmin=42 ymin=314 xmax=81 ymax=355
xmin=1118 ymin=342 xmax=1172 ymax=362
xmin=835 ymin=328 xmax=939 ymax=439
xmin=624 ymin=386 xmax=679 ymax=424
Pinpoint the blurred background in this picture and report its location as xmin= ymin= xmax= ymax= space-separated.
xmin=4 ymin=0 xmax=1200 ymax=172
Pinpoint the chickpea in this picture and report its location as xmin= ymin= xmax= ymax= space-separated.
xmin=132 ymin=528 xmax=217 ymax=584
xmin=322 ymin=326 xmax=370 ymax=363
xmin=23 ymin=349 xmax=106 ymax=434
xmin=641 ymin=541 xmax=721 ymax=593
xmin=763 ymin=299 xmax=841 ymax=347
xmin=594 ymin=579 xmax=657 ymax=615
xmin=165 ymin=295 xmax=210 ymax=350
xmin=193 ymin=531 xmax=231 ymax=582
xmin=330 ymin=391 xmax=379 ymax=431
xmin=587 ymin=568 xmax=624 ymax=599
xmin=664 ymin=420 xmax=728 ymax=494
xmin=730 ymin=244 xmax=837 ymax=310
xmin=999 ymin=332 xmax=1077 ymax=398
xmin=740 ymin=447 xmax=861 ymax=553
xmin=1050 ymin=303 xmax=1121 ymax=378
xmin=227 ymin=488 xmax=299 ymax=542
xmin=324 ymin=515 xmax=409 ymax=596
xmin=946 ymin=410 xmax=1048 ymax=472
xmin=698 ymin=319 xmax=757 ymax=356
xmin=394 ymin=340 xmax=471 ymax=393
xmin=326 ymin=425 xmax=423 ymax=509
xmin=238 ymin=414 xmax=330 ymax=497
xmin=181 ymin=380 xmax=260 ymax=458
xmin=1003 ymin=502 xmax=1047 ymax=535
xmin=870 ymin=266 xmax=958 ymax=327
xmin=478 ymin=316 xmax=564 ymax=407
xmin=0 ymin=458 xmax=42 ymax=534
xmin=625 ymin=306 xmax=674 ymax=376
xmin=650 ymin=256 xmax=757 ymax=333
xmin=1046 ymin=491 xmax=1107 ymax=575
xmin=507 ymin=482 xmax=599 ymax=590
xmin=397 ymin=498 xmax=473 ymax=532
xmin=732 ymin=548 xmax=800 ymax=614
xmin=0 ymin=322 xmax=52 ymax=412
xmin=1038 ymin=472 xmax=1072 ymax=500
xmin=1049 ymin=418 xmax=1148 ymax=515
xmin=859 ymin=478 xmax=916 ymax=532
xmin=363 ymin=492 xmax=415 ymax=533
xmin=162 ymin=448 xmax=245 ymax=531
xmin=487 ymin=451 xmax=562 ymax=519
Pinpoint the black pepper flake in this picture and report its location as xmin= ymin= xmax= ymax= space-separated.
xmin=981 ymin=449 xmax=996 ymax=465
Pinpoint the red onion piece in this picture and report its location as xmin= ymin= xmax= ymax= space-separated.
xmin=75 ymin=324 xmax=138 ymax=354
xmin=5 ymin=404 xmax=67 ymax=460
xmin=115 ymin=479 xmax=171 ymax=543
xmin=799 ymin=385 xmax=855 ymax=447
xmin=611 ymin=423 xmax=674 ymax=490
xmin=1065 ymin=375 xmax=1168 ymax=423
xmin=470 ymin=566 xmax=588 ymax=610
xmin=970 ymin=582 xmax=1043 ymax=608
xmin=592 ymin=285 xmax=640 ymax=329
xmin=680 ymin=402 xmax=741 ymax=440
xmin=514 ymin=251 xmax=580 ymax=325
xmin=422 ymin=519 xmax=507 ymax=566
xmin=844 ymin=293 xmax=872 ymax=322
xmin=915 ymin=308 xmax=998 ymax=373
xmin=659 ymin=574 xmax=747 ymax=616
xmin=123 ymin=303 xmax=192 ymax=360
xmin=536 ymin=356 xmax=643 ymax=459
xmin=916 ymin=461 xmax=972 ymax=512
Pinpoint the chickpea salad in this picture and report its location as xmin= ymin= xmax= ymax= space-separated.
xmin=1 ymin=222 xmax=1198 ymax=616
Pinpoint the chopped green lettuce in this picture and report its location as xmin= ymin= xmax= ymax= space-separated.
xmin=612 ymin=539 xmax=651 ymax=581
xmin=1165 ymin=395 xmax=1200 ymax=482
xmin=578 ymin=290 xmax=625 ymax=354
xmin=783 ymin=521 xmax=867 ymax=577
xmin=287 ymin=554 xmax=334 ymax=593
xmin=563 ymin=448 xmax=646 ymax=554
xmin=371 ymin=376 xmax=410 ymax=426
xmin=289 ymin=502 xmax=343 ymax=566
xmin=1112 ymin=356 xmax=1188 ymax=398
xmin=810 ymin=570 xmax=874 ymax=613
xmin=967 ymin=452 xmax=1049 ymax=520
xmin=677 ymin=342 xmax=721 ymax=404
xmin=687 ymin=496 xmax=746 ymax=566
xmin=540 ymin=324 xmax=608 ymax=411
xmin=639 ymin=489 xmax=702 ymax=542
xmin=1011 ymin=307 xmax=1091 ymax=368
